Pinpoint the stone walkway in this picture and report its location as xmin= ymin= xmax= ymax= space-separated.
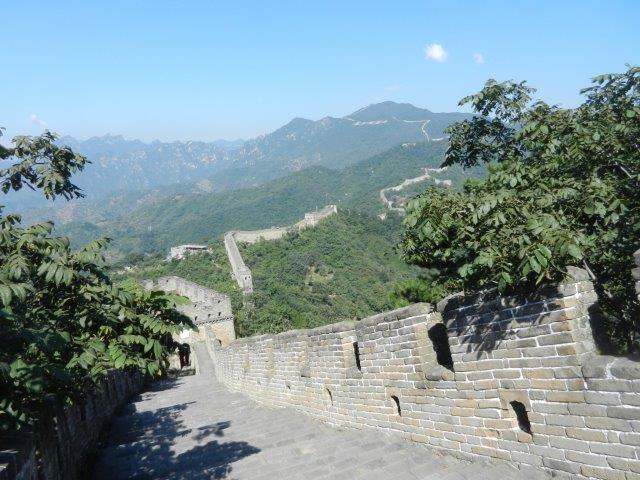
xmin=91 ymin=343 xmax=540 ymax=480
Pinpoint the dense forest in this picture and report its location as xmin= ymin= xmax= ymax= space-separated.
xmin=239 ymin=211 xmax=420 ymax=335
xmin=119 ymin=210 xmax=422 ymax=336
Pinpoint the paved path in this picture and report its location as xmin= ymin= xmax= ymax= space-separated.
xmin=92 ymin=343 xmax=540 ymax=480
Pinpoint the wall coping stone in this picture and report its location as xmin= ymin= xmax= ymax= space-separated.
xmin=219 ymin=304 xmax=433 ymax=350
xmin=357 ymin=303 xmax=432 ymax=328
xmin=436 ymin=267 xmax=591 ymax=313
xmin=582 ymin=354 xmax=640 ymax=379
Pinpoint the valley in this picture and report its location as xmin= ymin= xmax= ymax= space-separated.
xmin=56 ymin=140 xmax=480 ymax=260
xmin=10 ymin=102 xmax=471 ymax=215
xmin=40 ymin=103 xmax=481 ymax=333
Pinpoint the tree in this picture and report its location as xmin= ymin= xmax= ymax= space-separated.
xmin=401 ymin=67 xmax=640 ymax=353
xmin=0 ymin=129 xmax=193 ymax=429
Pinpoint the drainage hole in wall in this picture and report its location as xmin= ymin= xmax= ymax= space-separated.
xmin=391 ymin=395 xmax=401 ymax=416
xmin=353 ymin=341 xmax=362 ymax=371
xmin=510 ymin=401 xmax=532 ymax=434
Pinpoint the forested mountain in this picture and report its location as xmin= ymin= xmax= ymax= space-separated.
xmin=9 ymin=102 xmax=471 ymax=212
xmin=57 ymin=141 xmax=481 ymax=260
xmin=118 ymin=210 xmax=420 ymax=336
xmin=231 ymin=102 xmax=471 ymax=173
xmin=239 ymin=211 xmax=420 ymax=334
xmin=6 ymin=135 xmax=235 ymax=210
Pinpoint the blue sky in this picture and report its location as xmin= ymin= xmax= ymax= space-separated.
xmin=2 ymin=0 xmax=638 ymax=142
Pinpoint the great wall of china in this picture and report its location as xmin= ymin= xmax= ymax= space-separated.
xmin=38 ymin=173 xmax=633 ymax=480
xmin=8 ymin=243 xmax=637 ymax=478
xmin=170 ymin=165 xmax=455 ymax=293
xmin=149 ymin=253 xmax=640 ymax=480
xmin=144 ymin=276 xmax=237 ymax=346
xmin=133 ymin=169 xmax=640 ymax=479
xmin=224 ymin=205 xmax=338 ymax=294
xmin=379 ymin=167 xmax=452 ymax=217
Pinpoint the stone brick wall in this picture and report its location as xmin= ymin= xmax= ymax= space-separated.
xmin=233 ymin=227 xmax=289 ymax=244
xmin=146 ymin=276 xmax=236 ymax=346
xmin=223 ymin=205 xmax=337 ymax=294
xmin=223 ymin=232 xmax=254 ymax=294
xmin=0 ymin=370 xmax=144 ymax=480
xmin=166 ymin=244 xmax=211 ymax=261
xmin=209 ymin=270 xmax=640 ymax=480
xmin=146 ymin=276 xmax=233 ymax=320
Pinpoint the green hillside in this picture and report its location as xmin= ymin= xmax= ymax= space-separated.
xmin=60 ymin=141 xmax=480 ymax=260
xmin=117 ymin=210 xmax=422 ymax=336
xmin=238 ymin=210 xmax=420 ymax=335
xmin=114 ymin=242 xmax=244 ymax=314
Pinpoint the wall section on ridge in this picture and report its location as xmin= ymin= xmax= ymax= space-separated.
xmin=145 ymin=276 xmax=236 ymax=346
xmin=223 ymin=205 xmax=337 ymax=295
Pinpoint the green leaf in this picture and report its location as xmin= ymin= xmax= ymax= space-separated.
xmin=567 ymin=244 xmax=582 ymax=259
xmin=114 ymin=354 xmax=126 ymax=369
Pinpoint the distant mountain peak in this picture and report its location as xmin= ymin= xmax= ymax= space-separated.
xmin=346 ymin=101 xmax=433 ymax=122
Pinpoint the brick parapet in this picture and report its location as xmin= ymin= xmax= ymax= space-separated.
xmin=146 ymin=275 xmax=236 ymax=346
xmin=0 ymin=370 xmax=144 ymax=480
xmin=209 ymin=274 xmax=640 ymax=480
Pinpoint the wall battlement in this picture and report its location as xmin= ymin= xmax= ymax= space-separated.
xmin=145 ymin=276 xmax=236 ymax=346
xmin=208 ymin=269 xmax=640 ymax=480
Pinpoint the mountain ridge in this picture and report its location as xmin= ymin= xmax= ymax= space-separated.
xmin=54 ymin=140 xmax=485 ymax=260
xmin=9 ymin=102 xmax=472 ymax=212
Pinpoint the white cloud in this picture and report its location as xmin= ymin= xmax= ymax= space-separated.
xmin=424 ymin=43 xmax=448 ymax=63
xmin=29 ymin=113 xmax=47 ymax=128
xmin=473 ymin=53 xmax=485 ymax=64
xmin=384 ymin=84 xmax=401 ymax=92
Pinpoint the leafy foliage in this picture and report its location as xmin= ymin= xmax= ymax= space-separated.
xmin=0 ymin=130 xmax=192 ymax=429
xmin=401 ymin=67 xmax=640 ymax=353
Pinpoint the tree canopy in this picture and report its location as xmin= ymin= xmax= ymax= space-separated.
xmin=401 ymin=67 xmax=640 ymax=353
xmin=0 ymin=129 xmax=192 ymax=429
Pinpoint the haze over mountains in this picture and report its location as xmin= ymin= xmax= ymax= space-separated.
xmin=7 ymin=102 xmax=470 ymax=211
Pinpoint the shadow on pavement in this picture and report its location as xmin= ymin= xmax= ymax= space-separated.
xmin=90 ymin=379 xmax=260 ymax=479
